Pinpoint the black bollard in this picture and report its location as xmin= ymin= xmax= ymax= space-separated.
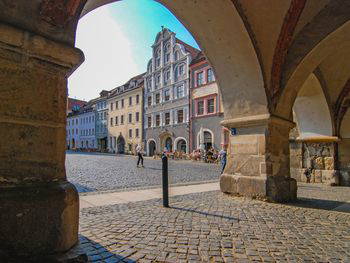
xmin=162 ymin=154 xmax=169 ymax=207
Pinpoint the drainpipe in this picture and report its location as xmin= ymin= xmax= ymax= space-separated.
xmin=189 ymin=69 xmax=192 ymax=152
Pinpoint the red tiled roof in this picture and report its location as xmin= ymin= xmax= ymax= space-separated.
xmin=175 ymin=38 xmax=201 ymax=59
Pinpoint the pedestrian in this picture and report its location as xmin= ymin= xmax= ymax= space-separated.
xmin=219 ymin=146 xmax=227 ymax=174
xmin=136 ymin=144 xmax=144 ymax=168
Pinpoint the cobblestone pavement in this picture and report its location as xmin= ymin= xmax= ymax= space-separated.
xmin=66 ymin=152 xmax=220 ymax=193
xmin=75 ymin=184 xmax=350 ymax=262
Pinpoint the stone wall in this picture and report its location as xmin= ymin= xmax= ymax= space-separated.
xmin=338 ymin=138 xmax=350 ymax=186
xmin=289 ymin=140 xmax=339 ymax=185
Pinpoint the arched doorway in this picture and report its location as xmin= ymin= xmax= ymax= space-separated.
xmin=165 ymin=137 xmax=173 ymax=152
xmin=148 ymin=140 xmax=156 ymax=156
xmin=177 ymin=139 xmax=187 ymax=153
xmin=117 ymin=135 xmax=125 ymax=154
xmin=204 ymin=131 xmax=213 ymax=150
xmin=72 ymin=139 xmax=75 ymax=149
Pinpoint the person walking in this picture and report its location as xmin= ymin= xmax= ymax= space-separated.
xmin=219 ymin=147 xmax=227 ymax=174
xmin=136 ymin=144 xmax=144 ymax=168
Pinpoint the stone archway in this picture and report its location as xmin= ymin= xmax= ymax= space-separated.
xmin=147 ymin=139 xmax=156 ymax=156
xmin=1 ymin=0 xmax=350 ymax=259
xmin=174 ymin=137 xmax=187 ymax=153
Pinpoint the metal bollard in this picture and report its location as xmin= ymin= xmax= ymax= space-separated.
xmin=162 ymin=154 xmax=169 ymax=207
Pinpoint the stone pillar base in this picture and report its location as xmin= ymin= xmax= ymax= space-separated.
xmin=220 ymin=174 xmax=297 ymax=202
xmin=0 ymin=182 xmax=79 ymax=258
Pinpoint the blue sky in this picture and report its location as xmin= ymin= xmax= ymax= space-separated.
xmin=68 ymin=0 xmax=199 ymax=101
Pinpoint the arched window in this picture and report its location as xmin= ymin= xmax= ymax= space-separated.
xmin=164 ymin=43 xmax=171 ymax=63
xmin=155 ymin=48 xmax=161 ymax=68
xmin=174 ymin=51 xmax=179 ymax=61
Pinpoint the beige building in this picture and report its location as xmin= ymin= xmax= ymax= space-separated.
xmin=107 ymin=73 xmax=145 ymax=154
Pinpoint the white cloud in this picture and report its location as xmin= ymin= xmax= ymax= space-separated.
xmin=68 ymin=6 xmax=141 ymax=101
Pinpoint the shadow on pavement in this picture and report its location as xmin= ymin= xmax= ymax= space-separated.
xmin=170 ymin=206 xmax=239 ymax=221
xmin=287 ymin=198 xmax=349 ymax=213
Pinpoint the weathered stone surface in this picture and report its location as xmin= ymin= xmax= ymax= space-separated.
xmin=0 ymin=182 xmax=79 ymax=258
xmin=220 ymin=174 xmax=266 ymax=198
xmin=314 ymin=157 xmax=324 ymax=170
xmin=324 ymin=157 xmax=334 ymax=170
xmin=340 ymin=171 xmax=350 ymax=186
xmin=314 ymin=170 xmax=322 ymax=183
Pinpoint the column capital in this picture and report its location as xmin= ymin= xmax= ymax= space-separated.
xmin=0 ymin=23 xmax=84 ymax=76
xmin=221 ymin=114 xmax=295 ymax=129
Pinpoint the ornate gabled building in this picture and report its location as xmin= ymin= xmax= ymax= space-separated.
xmin=92 ymin=90 xmax=109 ymax=151
xmin=143 ymin=27 xmax=200 ymax=156
xmin=107 ymin=73 xmax=145 ymax=154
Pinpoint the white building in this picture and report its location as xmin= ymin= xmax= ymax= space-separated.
xmin=66 ymin=106 xmax=97 ymax=150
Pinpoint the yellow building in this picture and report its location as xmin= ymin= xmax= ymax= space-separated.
xmin=107 ymin=73 xmax=145 ymax=154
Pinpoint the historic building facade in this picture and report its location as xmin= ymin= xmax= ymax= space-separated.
xmin=189 ymin=52 xmax=228 ymax=151
xmin=93 ymin=91 xmax=108 ymax=151
xmin=66 ymin=105 xmax=96 ymax=150
xmin=107 ymin=74 xmax=144 ymax=154
xmin=143 ymin=28 xmax=199 ymax=156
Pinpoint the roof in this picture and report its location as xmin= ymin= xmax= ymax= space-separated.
xmin=190 ymin=51 xmax=207 ymax=66
xmin=176 ymin=38 xmax=201 ymax=59
xmin=67 ymin=98 xmax=86 ymax=111
xmin=108 ymin=72 xmax=146 ymax=98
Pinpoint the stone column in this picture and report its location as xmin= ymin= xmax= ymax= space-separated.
xmin=0 ymin=23 xmax=83 ymax=258
xmin=220 ymin=114 xmax=297 ymax=202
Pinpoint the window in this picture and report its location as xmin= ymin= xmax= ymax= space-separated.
xmin=156 ymin=93 xmax=160 ymax=104
xmin=179 ymin=64 xmax=184 ymax=75
xmin=156 ymin=114 xmax=160 ymax=127
xmin=136 ymin=112 xmax=140 ymax=122
xmin=72 ymin=129 xmax=74 ymax=135
xmin=121 ymin=115 xmax=124 ymax=124
xmin=147 ymin=80 xmax=151 ymax=92
xmin=148 ymin=116 xmax=152 ymax=127
xmin=121 ymin=99 xmax=124 ymax=108
xmin=177 ymin=85 xmax=184 ymax=98
xmin=197 ymin=101 xmax=204 ymax=115
xmin=129 ymin=129 xmax=132 ymax=138
xmin=129 ymin=96 xmax=132 ymax=106
xmin=165 ymin=112 xmax=170 ymax=125
xmin=164 ymin=89 xmax=170 ymax=101
xmin=76 ymin=128 xmax=78 ymax=134
xmin=136 ymin=128 xmax=139 ymax=138
xmin=174 ymin=51 xmax=179 ymax=60
xmin=165 ymin=71 xmax=170 ymax=82
xmin=116 ymin=101 xmax=119 ymax=109
xmin=75 ymin=119 xmax=78 ymax=125
xmin=177 ymin=109 xmax=184 ymax=123
xmin=110 ymin=117 xmax=113 ymax=126
xmin=165 ymin=53 xmax=170 ymax=63
xmin=89 ymin=129 xmax=91 ymax=135
xmin=128 ymin=113 xmax=132 ymax=123
xmin=207 ymin=68 xmax=214 ymax=82
xmin=136 ymin=94 xmax=140 ymax=104
xmin=110 ymin=103 xmax=113 ymax=111
xmin=103 ymin=101 xmax=106 ymax=108
xmin=197 ymin=71 xmax=204 ymax=86
xmin=148 ymin=96 xmax=152 ymax=106
xmin=92 ymin=116 xmax=94 ymax=122
xmin=156 ymin=75 xmax=160 ymax=87
xmin=115 ymin=116 xmax=118 ymax=125
xmin=207 ymin=98 xmax=215 ymax=113
xmin=92 ymin=129 xmax=94 ymax=135
xmin=103 ymin=112 xmax=107 ymax=120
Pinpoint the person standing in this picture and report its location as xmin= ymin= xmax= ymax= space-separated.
xmin=219 ymin=147 xmax=227 ymax=174
xmin=136 ymin=144 xmax=144 ymax=168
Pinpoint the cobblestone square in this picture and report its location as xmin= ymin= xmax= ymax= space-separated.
xmin=66 ymin=152 xmax=221 ymax=193
xmin=67 ymin=184 xmax=350 ymax=262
